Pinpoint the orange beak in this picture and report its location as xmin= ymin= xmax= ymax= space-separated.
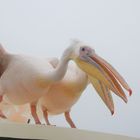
xmin=75 ymin=52 xmax=132 ymax=114
xmin=91 ymin=53 xmax=132 ymax=96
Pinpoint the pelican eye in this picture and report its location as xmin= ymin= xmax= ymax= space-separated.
xmin=81 ymin=48 xmax=85 ymax=51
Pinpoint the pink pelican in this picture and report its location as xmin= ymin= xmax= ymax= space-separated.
xmin=39 ymin=41 xmax=132 ymax=128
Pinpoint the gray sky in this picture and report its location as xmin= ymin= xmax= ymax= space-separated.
xmin=0 ymin=0 xmax=140 ymax=138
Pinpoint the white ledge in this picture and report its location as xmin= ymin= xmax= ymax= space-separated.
xmin=0 ymin=122 xmax=139 ymax=140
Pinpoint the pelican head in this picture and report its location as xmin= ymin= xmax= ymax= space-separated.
xmin=64 ymin=40 xmax=95 ymax=61
xmin=68 ymin=40 xmax=104 ymax=70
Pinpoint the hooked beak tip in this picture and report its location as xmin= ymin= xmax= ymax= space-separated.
xmin=27 ymin=119 xmax=31 ymax=124
xmin=125 ymin=98 xmax=128 ymax=104
xmin=111 ymin=110 xmax=114 ymax=116
xmin=129 ymin=89 xmax=132 ymax=96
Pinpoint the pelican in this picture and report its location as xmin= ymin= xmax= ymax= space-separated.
xmin=38 ymin=41 xmax=132 ymax=128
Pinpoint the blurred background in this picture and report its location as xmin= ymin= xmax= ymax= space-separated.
xmin=0 ymin=0 xmax=139 ymax=138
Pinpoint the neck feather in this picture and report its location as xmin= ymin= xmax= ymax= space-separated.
xmin=48 ymin=55 xmax=69 ymax=82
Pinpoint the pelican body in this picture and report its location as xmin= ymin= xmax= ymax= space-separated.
xmin=0 ymin=55 xmax=54 ymax=104
xmin=39 ymin=41 xmax=132 ymax=128
xmin=0 ymin=50 xmax=57 ymax=123
xmin=40 ymin=62 xmax=88 ymax=115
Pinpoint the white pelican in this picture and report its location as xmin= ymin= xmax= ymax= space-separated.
xmin=0 ymin=41 xmax=132 ymax=126
xmin=38 ymin=41 xmax=132 ymax=128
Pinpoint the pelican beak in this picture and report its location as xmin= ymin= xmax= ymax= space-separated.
xmin=75 ymin=51 xmax=132 ymax=105
xmin=89 ymin=53 xmax=132 ymax=96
